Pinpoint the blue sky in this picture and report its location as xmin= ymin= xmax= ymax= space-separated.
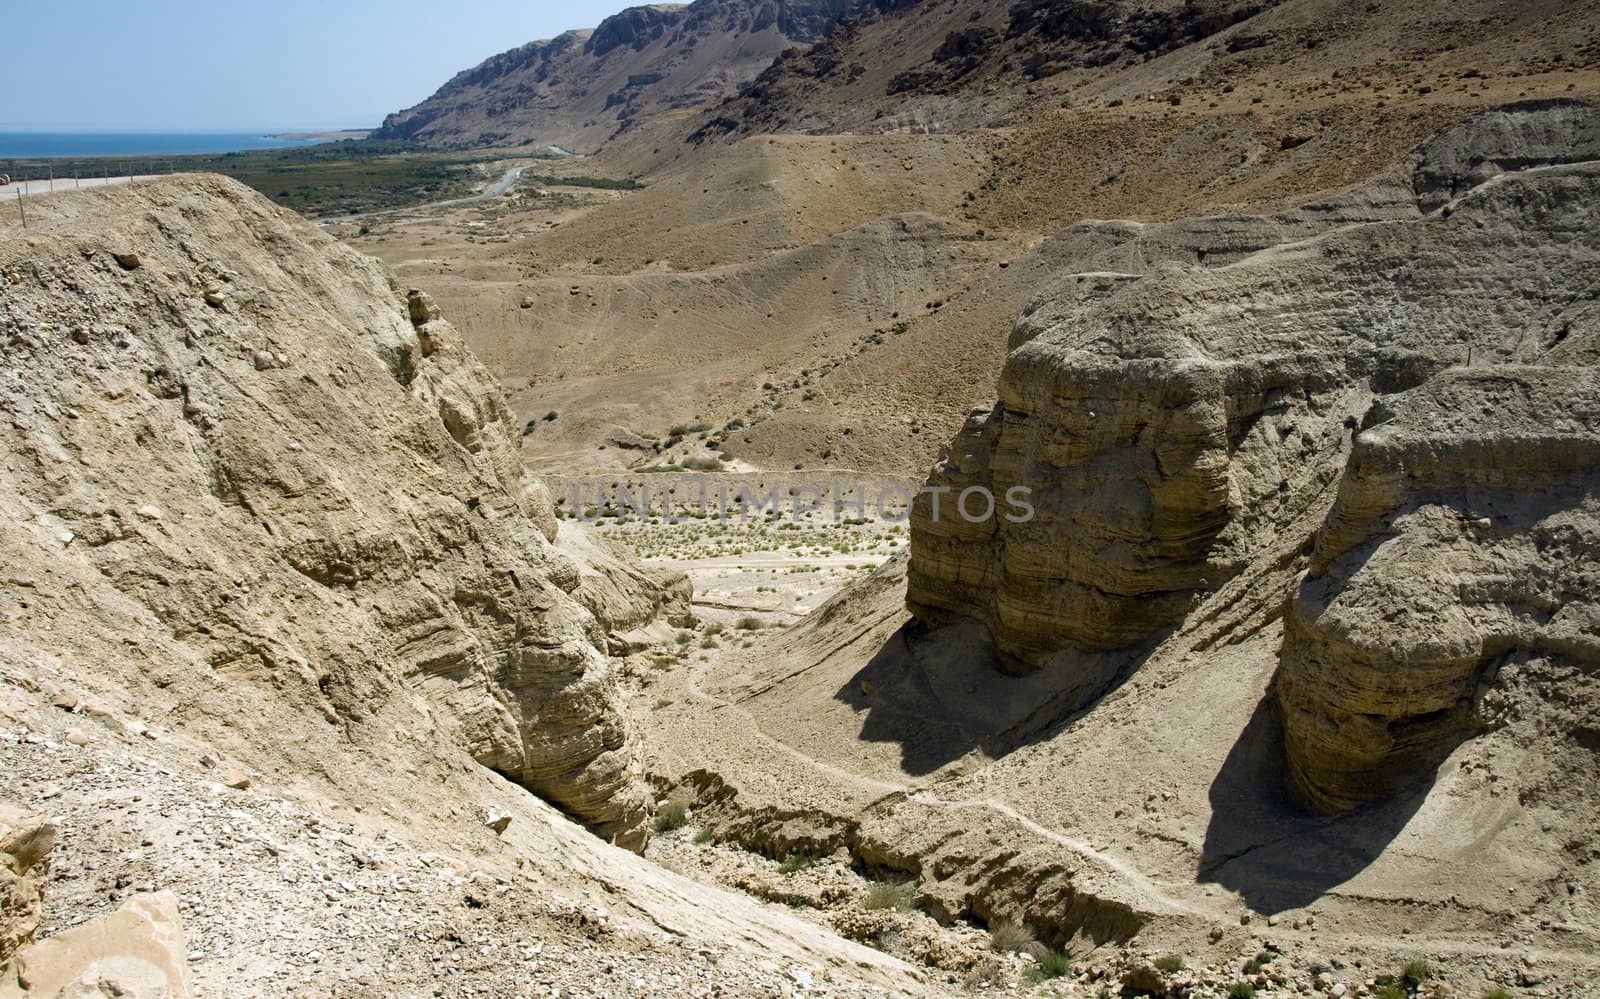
xmin=1 ymin=1 xmax=633 ymax=131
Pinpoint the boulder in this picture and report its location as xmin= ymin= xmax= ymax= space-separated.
xmin=0 ymin=892 xmax=190 ymax=998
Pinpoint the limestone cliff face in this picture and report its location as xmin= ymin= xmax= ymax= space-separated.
xmin=909 ymin=104 xmax=1600 ymax=804
xmin=1280 ymin=369 xmax=1600 ymax=812
xmin=0 ymin=176 xmax=656 ymax=847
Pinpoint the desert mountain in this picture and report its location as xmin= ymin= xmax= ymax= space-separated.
xmin=692 ymin=0 xmax=1598 ymax=141
xmin=372 ymin=0 xmax=857 ymax=151
xmin=7 ymin=1 xmax=1600 ymax=995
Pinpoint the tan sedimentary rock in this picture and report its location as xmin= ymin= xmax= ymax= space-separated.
xmin=0 ymin=175 xmax=660 ymax=847
xmin=1280 ymin=368 xmax=1600 ymax=812
xmin=0 ymin=892 xmax=190 ymax=999
xmin=554 ymin=522 xmax=695 ymax=653
xmin=0 ymin=806 xmax=55 ymax=970
xmin=908 ymin=105 xmax=1600 ymax=803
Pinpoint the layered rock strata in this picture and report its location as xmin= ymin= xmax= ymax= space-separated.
xmin=908 ymin=104 xmax=1600 ymax=803
xmin=1280 ymin=368 xmax=1600 ymax=811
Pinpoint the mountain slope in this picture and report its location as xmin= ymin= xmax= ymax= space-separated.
xmin=373 ymin=0 xmax=856 ymax=151
xmin=689 ymin=0 xmax=1600 ymax=141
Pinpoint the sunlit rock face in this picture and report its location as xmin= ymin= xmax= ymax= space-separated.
xmin=910 ymin=106 xmax=1600 ymax=800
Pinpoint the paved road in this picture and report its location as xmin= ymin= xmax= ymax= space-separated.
xmin=1 ymin=174 xmax=156 ymax=200
xmin=2 ymin=164 xmax=529 ymax=219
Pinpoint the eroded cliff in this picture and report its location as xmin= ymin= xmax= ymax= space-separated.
xmin=908 ymin=102 xmax=1600 ymax=807
xmin=1280 ymin=367 xmax=1600 ymax=812
xmin=0 ymin=176 xmax=660 ymax=846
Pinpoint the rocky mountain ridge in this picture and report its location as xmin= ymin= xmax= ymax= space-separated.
xmin=373 ymin=0 xmax=857 ymax=150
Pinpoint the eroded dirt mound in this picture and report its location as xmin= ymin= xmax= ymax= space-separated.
xmin=910 ymin=103 xmax=1600 ymax=676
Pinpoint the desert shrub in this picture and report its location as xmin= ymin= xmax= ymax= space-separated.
xmin=736 ymin=616 xmax=763 ymax=631
xmin=862 ymin=880 xmax=916 ymax=912
xmin=682 ymin=456 xmax=724 ymax=472
xmin=1481 ymin=988 xmax=1514 ymax=999
xmin=988 ymin=918 xmax=1036 ymax=954
xmin=674 ymin=630 xmax=693 ymax=646
xmin=703 ymin=622 xmax=725 ymax=636
xmin=1024 ymin=950 xmax=1072 ymax=983
xmin=1154 ymin=955 xmax=1186 ymax=973
xmin=1375 ymin=986 xmax=1406 ymax=999
xmin=1229 ymin=985 xmax=1256 ymax=999
xmin=777 ymin=853 xmax=812 ymax=874
xmin=1244 ymin=952 xmax=1273 ymax=974
xmin=652 ymin=801 xmax=688 ymax=833
xmin=1402 ymin=961 xmax=1430 ymax=989
xmin=961 ymin=957 xmax=1004 ymax=991
xmin=692 ymin=827 xmax=714 ymax=845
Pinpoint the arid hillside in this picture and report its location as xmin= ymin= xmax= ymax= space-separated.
xmin=373 ymin=0 xmax=858 ymax=152
xmin=627 ymin=103 xmax=1600 ymax=997
xmin=352 ymin=0 xmax=1600 ymax=477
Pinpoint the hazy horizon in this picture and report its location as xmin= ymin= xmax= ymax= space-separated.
xmin=2 ymin=1 xmax=637 ymax=132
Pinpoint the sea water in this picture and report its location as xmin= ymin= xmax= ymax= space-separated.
xmin=0 ymin=132 xmax=330 ymax=159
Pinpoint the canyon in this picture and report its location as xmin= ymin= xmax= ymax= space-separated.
xmin=5 ymin=1 xmax=1600 ymax=996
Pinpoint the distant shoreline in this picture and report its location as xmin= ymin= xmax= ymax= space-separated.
xmin=265 ymin=129 xmax=372 ymax=143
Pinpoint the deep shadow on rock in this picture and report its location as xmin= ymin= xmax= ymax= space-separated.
xmin=1198 ymin=690 xmax=1434 ymax=915
xmin=833 ymin=616 xmax=1141 ymax=777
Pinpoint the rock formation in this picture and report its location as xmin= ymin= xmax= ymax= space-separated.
xmin=0 ymin=176 xmax=671 ymax=847
xmin=1280 ymin=368 xmax=1600 ymax=812
xmin=908 ymin=103 xmax=1600 ymax=805
xmin=0 ymin=893 xmax=190 ymax=999
xmin=0 ymin=807 xmax=54 ymax=970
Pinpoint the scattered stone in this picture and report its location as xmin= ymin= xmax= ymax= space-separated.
xmin=1121 ymin=960 xmax=1166 ymax=995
